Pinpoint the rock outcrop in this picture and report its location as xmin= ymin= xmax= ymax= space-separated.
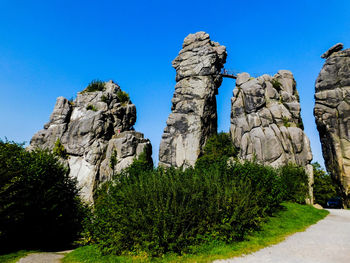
xmin=159 ymin=31 xmax=227 ymax=168
xmin=28 ymin=80 xmax=152 ymax=203
xmin=230 ymin=71 xmax=314 ymax=203
xmin=314 ymin=43 xmax=350 ymax=207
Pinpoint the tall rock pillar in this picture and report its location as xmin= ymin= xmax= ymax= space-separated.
xmin=230 ymin=71 xmax=314 ymax=203
xmin=159 ymin=32 xmax=227 ymax=168
xmin=314 ymin=43 xmax=350 ymax=207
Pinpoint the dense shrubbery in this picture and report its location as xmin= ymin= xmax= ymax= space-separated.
xmin=82 ymin=80 xmax=105 ymax=93
xmin=278 ymin=163 xmax=309 ymax=203
xmin=0 ymin=140 xmax=87 ymax=253
xmin=84 ymin=133 xmax=309 ymax=257
xmin=116 ymin=90 xmax=130 ymax=105
xmin=313 ymin=162 xmax=340 ymax=207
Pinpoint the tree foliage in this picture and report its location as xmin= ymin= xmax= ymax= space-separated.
xmin=0 ymin=140 xmax=87 ymax=252
xmin=313 ymin=162 xmax=340 ymax=207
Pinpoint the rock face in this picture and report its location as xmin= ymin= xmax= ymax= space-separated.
xmin=314 ymin=43 xmax=350 ymax=207
xmin=159 ymin=32 xmax=227 ymax=168
xmin=231 ymin=71 xmax=314 ymax=203
xmin=28 ymin=81 xmax=152 ymax=203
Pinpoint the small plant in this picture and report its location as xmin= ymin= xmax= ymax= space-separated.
xmin=82 ymin=80 xmax=106 ymax=93
xmin=101 ymin=95 xmax=108 ymax=103
xmin=282 ymin=116 xmax=291 ymax=127
xmin=271 ymin=79 xmax=282 ymax=90
xmin=86 ymin=104 xmax=98 ymax=111
xmin=109 ymin=150 xmax=118 ymax=172
xmin=116 ymin=90 xmax=130 ymax=105
xmin=52 ymin=138 xmax=68 ymax=159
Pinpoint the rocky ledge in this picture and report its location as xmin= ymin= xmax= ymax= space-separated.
xmin=28 ymin=80 xmax=152 ymax=203
xmin=314 ymin=43 xmax=350 ymax=207
xmin=230 ymin=70 xmax=314 ymax=203
xmin=159 ymin=31 xmax=226 ymax=168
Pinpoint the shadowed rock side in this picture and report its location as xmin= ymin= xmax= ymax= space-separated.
xmin=314 ymin=43 xmax=350 ymax=207
xmin=159 ymin=31 xmax=227 ymax=168
xmin=230 ymin=71 xmax=313 ymax=203
xmin=28 ymin=81 xmax=152 ymax=203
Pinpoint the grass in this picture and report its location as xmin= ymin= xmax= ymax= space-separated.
xmin=62 ymin=202 xmax=328 ymax=263
xmin=0 ymin=250 xmax=37 ymax=263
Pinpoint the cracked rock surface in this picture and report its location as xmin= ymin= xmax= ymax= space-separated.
xmin=28 ymin=81 xmax=152 ymax=203
xmin=314 ymin=44 xmax=350 ymax=207
xmin=159 ymin=31 xmax=226 ymax=168
xmin=231 ymin=71 xmax=313 ymax=202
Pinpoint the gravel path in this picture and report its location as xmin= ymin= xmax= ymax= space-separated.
xmin=215 ymin=209 xmax=350 ymax=263
xmin=17 ymin=250 xmax=72 ymax=263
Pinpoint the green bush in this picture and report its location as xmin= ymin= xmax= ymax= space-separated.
xmin=86 ymin=104 xmax=97 ymax=111
xmin=52 ymin=138 xmax=68 ymax=159
xmin=278 ymin=163 xmax=309 ymax=203
xmin=116 ymin=90 xmax=130 ymax=105
xmin=0 ymin=140 xmax=87 ymax=252
xmin=195 ymin=132 xmax=237 ymax=170
xmin=313 ymin=162 xmax=340 ymax=207
xmin=87 ymin=158 xmax=283 ymax=256
xmin=82 ymin=80 xmax=105 ymax=93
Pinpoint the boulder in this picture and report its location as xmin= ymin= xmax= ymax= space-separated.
xmin=231 ymin=71 xmax=314 ymax=203
xmin=159 ymin=32 xmax=227 ymax=168
xmin=28 ymin=80 xmax=152 ymax=203
xmin=314 ymin=45 xmax=350 ymax=207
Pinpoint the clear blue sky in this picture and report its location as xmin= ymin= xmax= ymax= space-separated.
xmin=1 ymin=0 xmax=350 ymax=166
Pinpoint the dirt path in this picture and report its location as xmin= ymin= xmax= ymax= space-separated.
xmin=215 ymin=209 xmax=350 ymax=263
xmin=17 ymin=250 xmax=72 ymax=263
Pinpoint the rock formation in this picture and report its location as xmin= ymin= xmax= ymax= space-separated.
xmin=230 ymin=71 xmax=314 ymax=203
xmin=28 ymin=80 xmax=152 ymax=203
xmin=314 ymin=43 xmax=350 ymax=207
xmin=159 ymin=31 xmax=227 ymax=168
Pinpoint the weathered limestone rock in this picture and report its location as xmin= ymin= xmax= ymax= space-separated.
xmin=314 ymin=43 xmax=350 ymax=207
xmin=28 ymin=81 xmax=152 ymax=203
xmin=159 ymin=32 xmax=227 ymax=168
xmin=231 ymin=71 xmax=314 ymax=203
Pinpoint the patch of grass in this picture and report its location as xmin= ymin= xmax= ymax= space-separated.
xmin=116 ymin=90 xmax=130 ymax=106
xmin=0 ymin=250 xmax=37 ymax=263
xmin=100 ymin=95 xmax=108 ymax=103
xmin=63 ymin=203 xmax=328 ymax=263
xmin=82 ymin=80 xmax=105 ymax=93
xmin=86 ymin=104 xmax=97 ymax=111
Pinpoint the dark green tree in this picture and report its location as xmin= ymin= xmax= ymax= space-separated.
xmin=313 ymin=162 xmax=340 ymax=207
xmin=0 ymin=140 xmax=87 ymax=252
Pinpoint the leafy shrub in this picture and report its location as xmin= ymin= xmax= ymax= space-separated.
xmin=278 ymin=163 xmax=309 ymax=203
xmin=195 ymin=132 xmax=237 ymax=170
xmin=86 ymin=104 xmax=97 ymax=111
xmin=116 ymin=90 xmax=130 ymax=105
xmin=52 ymin=138 xmax=68 ymax=159
xmin=313 ymin=162 xmax=340 ymax=207
xmin=82 ymin=80 xmax=105 ymax=93
xmin=87 ymin=158 xmax=283 ymax=256
xmin=101 ymin=95 xmax=108 ymax=103
xmin=0 ymin=140 xmax=87 ymax=252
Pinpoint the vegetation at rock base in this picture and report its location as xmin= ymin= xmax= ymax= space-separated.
xmin=195 ymin=132 xmax=237 ymax=170
xmin=0 ymin=140 xmax=88 ymax=253
xmin=82 ymin=80 xmax=105 ymax=93
xmin=313 ymin=162 xmax=341 ymax=207
xmin=78 ymin=133 xmax=309 ymax=258
xmin=62 ymin=203 xmax=328 ymax=263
